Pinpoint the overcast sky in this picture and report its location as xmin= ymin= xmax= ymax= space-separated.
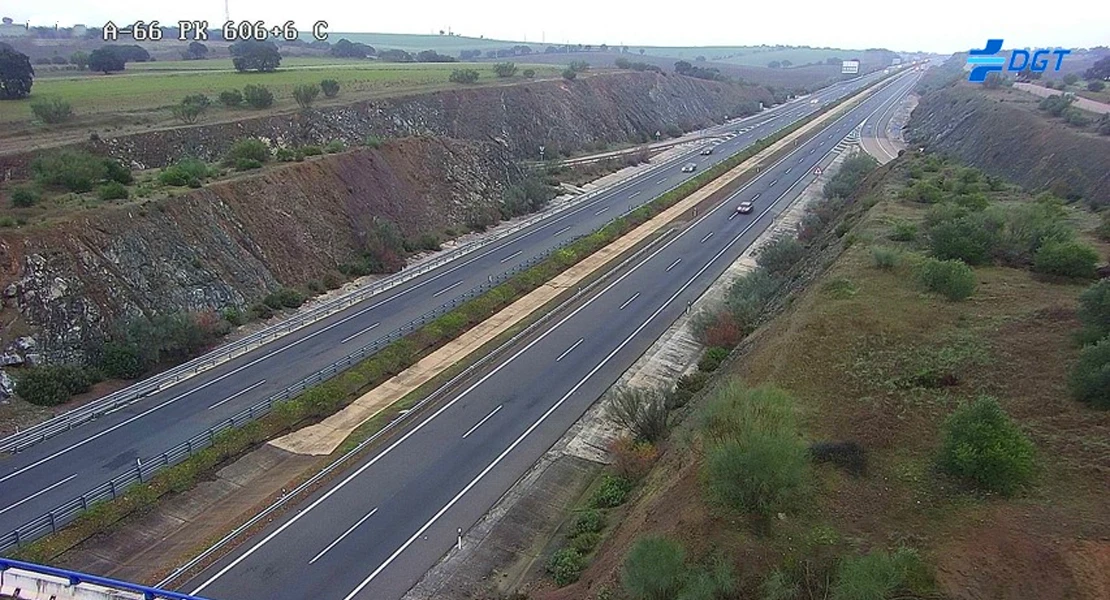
xmin=9 ymin=0 xmax=1109 ymax=54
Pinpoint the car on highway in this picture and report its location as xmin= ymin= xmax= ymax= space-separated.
xmin=736 ymin=201 xmax=754 ymax=214
xmin=681 ymin=162 xmax=697 ymax=172
xmin=700 ymin=146 xmax=713 ymax=155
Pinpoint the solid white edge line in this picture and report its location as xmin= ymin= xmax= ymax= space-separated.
xmin=0 ymin=473 xmax=78 ymax=516
xmin=499 ymin=250 xmax=523 ymax=264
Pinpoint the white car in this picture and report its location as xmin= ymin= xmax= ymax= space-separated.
xmin=736 ymin=201 xmax=754 ymax=214
xmin=681 ymin=163 xmax=697 ymax=173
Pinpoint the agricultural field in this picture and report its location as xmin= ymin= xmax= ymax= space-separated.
xmin=1 ymin=58 xmax=562 ymax=151
xmin=308 ymin=32 xmax=526 ymax=54
xmin=638 ymin=45 xmax=866 ymax=66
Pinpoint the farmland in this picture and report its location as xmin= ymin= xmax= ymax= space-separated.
xmin=2 ymin=58 xmax=563 ymax=151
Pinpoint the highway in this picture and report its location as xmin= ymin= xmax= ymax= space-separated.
xmin=860 ymin=72 xmax=912 ymax=162
xmin=182 ymin=68 xmax=922 ymax=600
xmin=0 ymin=71 xmax=894 ymax=535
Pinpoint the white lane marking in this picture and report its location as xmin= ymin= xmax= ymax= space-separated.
xmin=433 ymin=281 xmax=463 ymax=298
xmin=207 ymin=380 xmax=268 ymax=411
xmin=665 ymin=258 xmax=681 ymax=272
xmin=462 ymin=405 xmax=503 ymax=439
xmin=339 ymin=322 xmax=381 ymax=345
xmin=595 ymin=207 xmax=609 ymax=216
xmin=769 ymin=180 xmax=778 ymax=186
xmin=728 ymin=211 xmax=739 ymax=221
xmin=308 ymin=508 xmax=378 ymax=565
xmin=499 ymin=250 xmax=523 ymax=264
xmin=785 ymin=167 xmax=792 ymax=173
xmin=552 ymin=225 xmax=572 ymax=237
xmin=628 ymin=190 xmax=641 ymax=198
xmin=700 ymin=232 xmax=714 ymax=243
xmin=339 ymin=187 xmax=786 ymax=600
xmin=0 ymin=474 xmax=77 ymax=516
xmin=189 ymin=81 xmax=903 ymax=596
xmin=619 ymin=292 xmax=640 ymax=310
xmin=555 ymin=338 xmax=584 ymax=362
xmin=752 ymin=193 xmax=761 ymax=200
xmin=656 ymin=177 xmax=668 ymax=184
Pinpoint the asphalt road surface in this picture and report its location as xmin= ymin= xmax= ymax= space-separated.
xmin=183 ymin=68 xmax=922 ymax=600
xmin=0 ymin=71 xmax=894 ymax=534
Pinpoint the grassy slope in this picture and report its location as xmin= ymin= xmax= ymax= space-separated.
xmin=537 ymin=156 xmax=1110 ymax=600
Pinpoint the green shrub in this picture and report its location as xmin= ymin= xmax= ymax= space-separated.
xmin=103 ymin=159 xmax=132 ymax=185
xmin=98 ymin=342 xmax=146 ymax=379
xmin=263 ymin=287 xmax=306 ymax=309
xmin=1096 ymin=213 xmax=1110 ymax=241
xmin=1077 ymin=280 xmax=1110 ymax=344
xmin=570 ymin=531 xmax=602 ymax=554
xmin=562 ymin=68 xmax=577 ymax=80
xmin=97 ymin=181 xmax=129 ymax=200
xmin=591 ymin=474 xmax=634 ymax=508
xmin=547 ymin=547 xmax=585 ymax=586
xmin=10 ymin=185 xmax=40 ymax=207
xmin=364 ymin=135 xmax=383 ymax=149
xmin=889 ymin=219 xmax=917 ymax=241
xmin=222 ymin=307 xmax=246 ymax=326
xmin=448 ymin=68 xmax=479 ymax=84
xmin=927 ymin=213 xmax=999 ymax=265
xmin=917 ymin=258 xmax=976 ymax=301
xmin=938 ymin=397 xmax=1035 ymax=495
xmin=1032 ymin=239 xmax=1098 ymax=278
xmin=301 ymin=145 xmax=323 ymax=156
xmin=16 ymin=365 xmax=96 ymax=406
xmin=522 ymin=68 xmax=536 ymax=78
xmin=31 ymin=149 xmax=108 ymax=193
xmin=292 ymin=83 xmax=320 ymax=109
xmin=727 ymin=267 xmax=781 ymax=326
xmin=698 ymin=346 xmax=730 ymax=372
xmin=990 ymin=201 xmax=1074 ymax=266
xmin=573 ymin=509 xmax=606 ymax=535
xmin=225 ymin=138 xmax=271 ymax=166
xmin=235 ymin=158 xmax=262 ymax=171
xmin=275 ymin=147 xmax=296 ymax=162
xmin=622 ymin=536 xmax=687 ymax=600
xmin=30 ymin=97 xmax=73 ymax=123
xmin=871 ymin=246 xmax=899 ymax=269
xmin=1070 ymin=338 xmax=1110 ymax=409
xmin=219 ymin=89 xmax=243 ymax=106
xmin=756 ymin=236 xmax=805 ymax=275
xmin=320 ymin=79 xmax=340 ymax=98
xmin=606 ymin=387 xmax=670 ymax=443
xmin=324 ymin=139 xmax=346 ymax=153
xmin=159 ymin=158 xmax=211 ymax=187
xmin=242 ymin=84 xmax=274 ymax=109
xmin=701 ymin=383 xmax=810 ymax=516
xmin=830 ymin=547 xmax=929 ymax=600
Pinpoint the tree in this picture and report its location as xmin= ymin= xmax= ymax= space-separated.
xmin=230 ymin=40 xmax=281 ymax=72
xmin=185 ymin=41 xmax=208 ymax=60
xmin=70 ymin=50 xmax=88 ymax=70
xmin=695 ymin=55 xmax=706 ymax=62
xmin=568 ymin=60 xmax=590 ymax=72
xmin=1084 ymin=56 xmax=1110 ymax=81
xmin=781 ymin=59 xmax=792 ymax=67
xmin=562 ymin=68 xmax=577 ymax=80
xmin=330 ymin=38 xmax=375 ymax=58
xmin=320 ymin=78 xmax=339 ymax=98
xmin=492 ymin=62 xmax=517 ymax=77
xmin=768 ymin=60 xmax=782 ymax=68
xmin=378 ymin=49 xmax=413 ymax=62
xmin=1088 ymin=80 xmax=1106 ymax=92
xmin=0 ymin=47 xmax=33 ymax=99
xmin=88 ymin=47 xmax=125 ymax=73
xmin=292 ymin=83 xmax=320 ymax=108
xmin=674 ymin=60 xmax=692 ymax=75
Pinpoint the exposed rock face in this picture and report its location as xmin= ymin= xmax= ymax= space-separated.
xmin=0 ymin=138 xmax=517 ymax=362
xmin=907 ymin=84 xmax=1110 ymax=206
xmin=0 ymin=72 xmax=772 ymax=178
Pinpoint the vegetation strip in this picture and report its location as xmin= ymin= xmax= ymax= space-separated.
xmin=3 ymin=72 xmax=893 ymax=563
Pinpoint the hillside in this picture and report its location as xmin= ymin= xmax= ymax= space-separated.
xmin=527 ymin=151 xmax=1110 ymax=600
xmin=907 ymin=61 xmax=1110 ymax=208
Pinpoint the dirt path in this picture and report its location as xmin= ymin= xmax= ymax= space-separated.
xmin=1013 ymin=82 xmax=1110 ymax=114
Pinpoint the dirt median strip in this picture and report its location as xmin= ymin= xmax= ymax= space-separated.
xmin=269 ymin=79 xmax=884 ymax=457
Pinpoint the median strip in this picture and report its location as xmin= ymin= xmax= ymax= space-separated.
xmin=2 ymin=71 xmax=898 ymax=563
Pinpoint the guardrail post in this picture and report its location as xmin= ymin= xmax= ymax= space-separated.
xmin=48 ymin=512 xmax=56 ymax=533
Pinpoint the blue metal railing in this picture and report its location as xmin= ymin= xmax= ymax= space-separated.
xmin=0 ymin=557 xmax=211 ymax=599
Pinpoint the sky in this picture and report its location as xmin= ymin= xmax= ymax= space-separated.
xmin=8 ymin=0 xmax=1109 ymax=54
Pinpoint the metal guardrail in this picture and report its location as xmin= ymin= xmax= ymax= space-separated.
xmin=0 ymin=557 xmax=211 ymax=599
xmin=0 ymin=150 xmax=692 ymax=457
xmin=0 ymin=72 xmax=896 ymax=554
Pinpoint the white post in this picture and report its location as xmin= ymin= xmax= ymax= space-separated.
xmin=457 ymin=528 xmax=462 ymax=550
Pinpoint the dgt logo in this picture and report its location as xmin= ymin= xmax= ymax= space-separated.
xmin=966 ymin=39 xmax=1071 ymax=82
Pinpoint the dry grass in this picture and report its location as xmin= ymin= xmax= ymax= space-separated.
xmin=534 ymin=159 xmax=1110 ymax=600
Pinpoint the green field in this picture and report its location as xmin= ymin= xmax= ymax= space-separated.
xmin=638 ymin=45 xmax=867 ymax=67
xmin=303 ymin=32 xmax=529 ymax=54
xmin=1 ymin=59 xmax=562 ymax=129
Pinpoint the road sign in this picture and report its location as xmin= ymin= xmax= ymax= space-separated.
xmin=814 ymin=166 xmax=823 ymax=176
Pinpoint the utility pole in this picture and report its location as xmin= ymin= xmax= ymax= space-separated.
xmin=224 ymin=0 xmax=230 ymax=23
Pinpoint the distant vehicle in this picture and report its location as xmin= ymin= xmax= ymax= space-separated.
xmin=811 ymin=98 xmax=819 ymax=104
xmin=681 ymin=162 xmax=697 ymax=173
xmin=700 ymin=147 xmax=713 ymax=155
xmin=736 ymin=201 xmax=754 ymax=214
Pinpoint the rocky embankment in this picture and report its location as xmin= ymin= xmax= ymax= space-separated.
xmin=0 ymin=71 xmax=772 ymax=178
xmin=0 ymin=71 xmax=772 ymax=367
xmin=907 ymin=84 xmax=1110 ymax=206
